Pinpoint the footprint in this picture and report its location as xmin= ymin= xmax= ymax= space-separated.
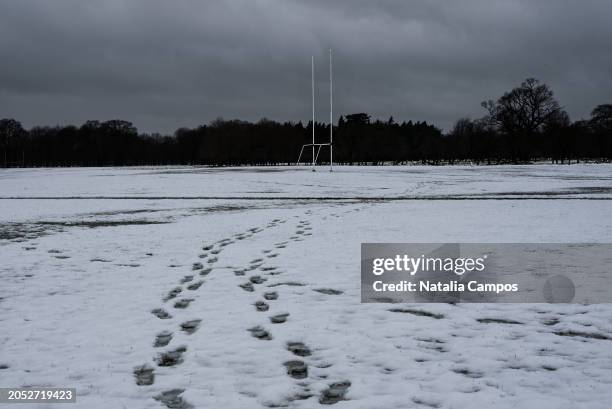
xmin=151 ymin=308 xmax=172 ymax=319
xmin=247 ymin=326 xmax=272 ymax=340
xmin=451 ymin=368 xmax=484 ymax=379
xmin=90 ymin=258 xmax=111 ymax=263
xmin=249 ymin=276 xmax=267 ymax=284
xmin=319 ymin=381 xmax=351 ymax=405
xmin=287 ymin=342 xmax=311 ymax=357
xmin=416 ymin=339 xmax=447 ymax=353
xmin=234 ymin=269 xmax=246 ymax=276
xmin=200 ymin=268 xmax=212 ymax=276
xmin=542 ymin=317 xmax=560 ymax=326
xmin=239 ymin=282 xmax=254 ymax=292
xmin=313 ymin=288 xmax=344 ymax=295
xmin=192 ymin=262 xmax=203 ymax=270
xmin=284 ymin=360 xmax=308 ymax=379
xmin=389 ymin=308 xmax=444 ymax=319
xmin=180 ymin=319 xmax=202 ymax=334
xmin=267 ymin=253 xmax=279 ymax=258
xmin=202 ymin=245 xmax=213 ymax=251
xmin=477 ymin=318 xmax=523 ymax=325
xmin=133 ymin=365 xmax=155 ymax=386
xmin=154 ymin=331 xmax=173 ymax=347
xmin=254 ymin=301 xmax=269 ymax=312
xmin=268 ymin=282 xmax=305 ymax=288
xmin=270 ymin=313 xmax=290 ymax=324
xmin=154 ymin=389 xmax=193 ymax=409
xmin=174 ymin=298 xmax=194 ymax=309
xmin=186 ymin=281 xmax=203 ymax=290
xmin=164 ymin=287 xmax=182 ymax=301
xmin=263 ymin=292 xmax=278 ymax=301
xmin=181 ymin=275 xmax=194 ymax=283
xmin=156 ymin=346 xmax=187 ymax=367
xmin=207 ymin=257 xmax=218 ymax=264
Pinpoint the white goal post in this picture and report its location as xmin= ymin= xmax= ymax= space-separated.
xmin=297 ymin=50 xmax=333 ymax=171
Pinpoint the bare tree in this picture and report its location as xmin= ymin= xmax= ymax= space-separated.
xmin=482 ymin=78 xmax=565 ymax=136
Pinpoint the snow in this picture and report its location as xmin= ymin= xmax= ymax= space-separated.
xmin=1 ymin=163 xmax=612 ymax=199
xmin=1 ymin=165 xmax=611 ymax=409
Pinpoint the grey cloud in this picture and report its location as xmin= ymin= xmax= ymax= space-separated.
xmin=0 ymin=0 xmax=611 ymax=133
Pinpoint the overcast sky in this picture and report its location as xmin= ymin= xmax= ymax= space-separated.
xmin=1 ymin=0 xmax=611 ymax=134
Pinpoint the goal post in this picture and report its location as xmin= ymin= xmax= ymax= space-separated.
xmin=297 ymin=50 xmax=334 ymax=171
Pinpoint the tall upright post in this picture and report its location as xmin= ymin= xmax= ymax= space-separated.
xmin=311 ymin=56 xmax=315 ymax=171
xmin=329 ymin=48 xmax=333 ymax=172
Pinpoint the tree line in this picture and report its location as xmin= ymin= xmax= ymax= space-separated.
xmin=1 ymin=78 xmax=611 ymax=167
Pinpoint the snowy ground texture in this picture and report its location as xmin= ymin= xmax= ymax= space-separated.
xmin=1 ymin=164 xmax=612 ymax=409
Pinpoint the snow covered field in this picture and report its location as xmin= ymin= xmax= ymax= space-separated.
xmin=1 ymin=165 xmax=612 ymax=409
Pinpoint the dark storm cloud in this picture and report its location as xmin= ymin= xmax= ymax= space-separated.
xmin=1 ymin=0 xmax=611 ymax=133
